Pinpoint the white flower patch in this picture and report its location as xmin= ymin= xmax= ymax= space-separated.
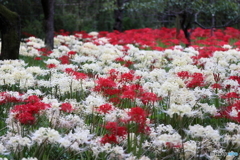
xmin=0 ymin=142 xmax=8 ymax=155
xmin=83 ymin=93 xmax=107 ymax=114
xmin=159 ymin=81 xmax=180 ymax=96
xmin=198 ymin=103 xmax=217 ymax=115
xmin=166 ymin=103 xmax=194 ymax=118
xmin=44 ymin=58 xmax=60 ymax=65
xmin=6 ymin=135 xmax=32 ymax=150
xmin=183 ymin=140 xmax=197 ymax=159
xmin=188 ymin=124 xmax=221 ymax=143
xmin=225 ymin=122 xmax=240 ymax=133
xmin=31 ymin=127 xmax=61 ymax=144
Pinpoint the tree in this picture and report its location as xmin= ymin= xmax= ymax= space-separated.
xmin=159 ymin=0 xmax=240 ymax=46
xmin=41 ymin=0 xmax=55 ymax=50
xmin=113 ymin=0 xmax=131 ymax=32
xmin=0 ymin=4 xmax=21 ymax=60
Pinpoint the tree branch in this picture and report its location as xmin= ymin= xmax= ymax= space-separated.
xmin=194 ymin=11 xmax=240 ymax=29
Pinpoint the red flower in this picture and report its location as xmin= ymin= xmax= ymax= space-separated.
xmin=104 ymin=121 xmax=127 ymax=137
xmin=65 ymin=68 xmax=75 ymax=74
xmin=73 ymin=72 xmax=87 ymax=80
xmin=109 ymin=97 xmax=121 ymax=105
xmin=93 ymin=77 xmax=117 ymax=93
xmin=100 ymin=134 xmax=118 ymax=144
xmin=128 ymin=106 xmax=148 ymax=124
xmin=229 ymin=76 xmax=240 ymax=85
xmin=16 ymin=112 xmax=35 ymax=125
xmin=166 ymin=142 xmax=182 ymax=148
xmin=140 ymin=92 xmax=159 ymax=105
xmin=60 ymin=103 xmax=74 ymax=113
xmin=59 ymin=55 xmax=70 ymax=64
xmin=177 ymin=71 xmax=190 ymax=79
xmin=97 ymin=103 xmax=113 ymax=114
xmin=211 ymin=83 xmax=222 ymax=89
xmin=67 ymin=51 xmax=77 ymax=55
xmin=186 ymin=73 xmax=205 ymax=88
xmin=34 ymin=57 xmax=42 ymax=60
xmin=24 ymin=95 xmax=41 ymax=104
xmin=221 ymin=92 xmax=239 ymax=99
xmin=47 ymin=64 xmax=57 ymax=68
xmin=119 ymin=71 xmax=139 ymax=83
xmin=120 ymin=89 xmax=137 ymax=100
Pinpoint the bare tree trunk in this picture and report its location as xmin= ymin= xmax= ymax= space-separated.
xmin=180 ymin=11 xmax=192 ymax=47
xmin=0 ymin=5 xmax=21 ymax=60
xmin=41 ymin=0 xmax=55 ymax=50
xmin=113 ymin=0 xmax=124 ymax=32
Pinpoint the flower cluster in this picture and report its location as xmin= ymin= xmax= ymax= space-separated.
xmin=1 ymin=27 xmax=240 ymax=159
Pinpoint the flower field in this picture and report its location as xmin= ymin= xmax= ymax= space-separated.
xmin=1 ymin=27 xmax=240 ymax=160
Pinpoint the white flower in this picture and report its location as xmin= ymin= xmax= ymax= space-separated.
xmin=0 ymin=143 xmax=8 ymax=155
xmin=225 ymin=122 xmax=240 ymax=133
xmin=84 ymin=93 xmax=107 ymax=114
xmin=31 ymin=127 xmax=61 ymax=144
xmin=6 ymin=135 xmax=32 ymax=150
xmin=44 ymin=59 xmax=60 ymax=65
xmin=166 ymin=103 xmax=194 ymax=118
xmin=160 ymin=81 xmax=179 ymax=96
xmin=223 ymin=44 xmax=232 ymax=49
xmin=188 ymin=125 xmax=220 ymax=142
xmin=199 ymin=103 xmax=217 ymax=115
xmin=229 ymin=107 xmax=239 ymax=117
xmin=21 ymin=158 xmax=38 ymax=160
xmin=183 ymin=140 xmax=197 ymax=159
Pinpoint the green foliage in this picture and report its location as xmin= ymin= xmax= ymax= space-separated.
xmin=1 ymin=0 xmax=240 ymax=35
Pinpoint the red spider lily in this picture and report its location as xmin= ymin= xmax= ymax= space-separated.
xmin=65 ymin=68 xmax=75 ymax=74
xmin=109 ymin=97 xmax=121 ymax=105
xmin=96 ymin=103 xmax=113 ymax=114
xmin=16 ymin=112 xmax=36 ymax=125
xmin=211 ymin=83 xmax=222 ymax=89
xmin=127 ymin=106 xmax=148 ymax=124
xmin=12 ymin=104 xmax=37 ymax=114
xmin=221 ymin=92 xmax=240 ymax=99
xmin=104 ymin=121 xmax=127 ymax=137
xmin=120 ymin=71 xmax=137 ymax=83
xmin=60 ymin=103 xmax=74 ymax=113
xmin=47 ymin=63 xmax=57 ymax=69
xmin=37 ymin=47 xmax=53 ymax=56
xmin=140 ymin=92 xmax=160 ymax=105
xmin=73 ymin=72 xmax=88 ymax=80
xmin=64 ymin=68 xmax=88 ymax=80
xmin=56 ymin=29 xmax=70 ymax=36
xmin=229 ymin=76 xmax=240 ymax=85
xmin=67 ymin=51 xmax=77 ymax=55
xmin=24 ymin=95 xmax=41 ymax=104
xmin=100 ymin=134 xmax=118 ymax=144
xmin=93 ymin=77 xmax=117 ymax=93
xmin=120 ymin=89 xmax=137 ymax=100
xmin=166 ymin=142 xmax=182 ymax=148
xmin=186 ymin=73 xmax=205 ymax=88
xmin=11 ymin=97 xmax=50 ymax=125
xmin=216 ymin=100 xmax=240 ymax=123
xmin=115 ymin=58 xmax=134 ymax=68
xmin=34 ymin=57 xmax=42 ymax=60
xmin=59 ymin=55 xmax=70 ymax=64
xmin=177 ymin=71 xmax=191 ymax=79
xmin=0 ymin=92 xmax=23 ymax=104
xmin=108 ymin=69 xmax=119 ymax=80
xmin=103 ymin=88 xmax=121 ymax=96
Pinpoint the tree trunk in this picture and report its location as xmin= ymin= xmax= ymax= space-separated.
xmin=41 ymin=0 xmax=55 ymax=50
xmin=113 ymin=0 xmax=124 ymax=32
xmin=0 ymin=5 xmax=21 ymax=60
xmin=180 ymin=11 xmax=192 ymax=47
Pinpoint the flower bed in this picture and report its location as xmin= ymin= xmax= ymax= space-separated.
xmin=0 ymin=27 xmax=240 ymax=160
